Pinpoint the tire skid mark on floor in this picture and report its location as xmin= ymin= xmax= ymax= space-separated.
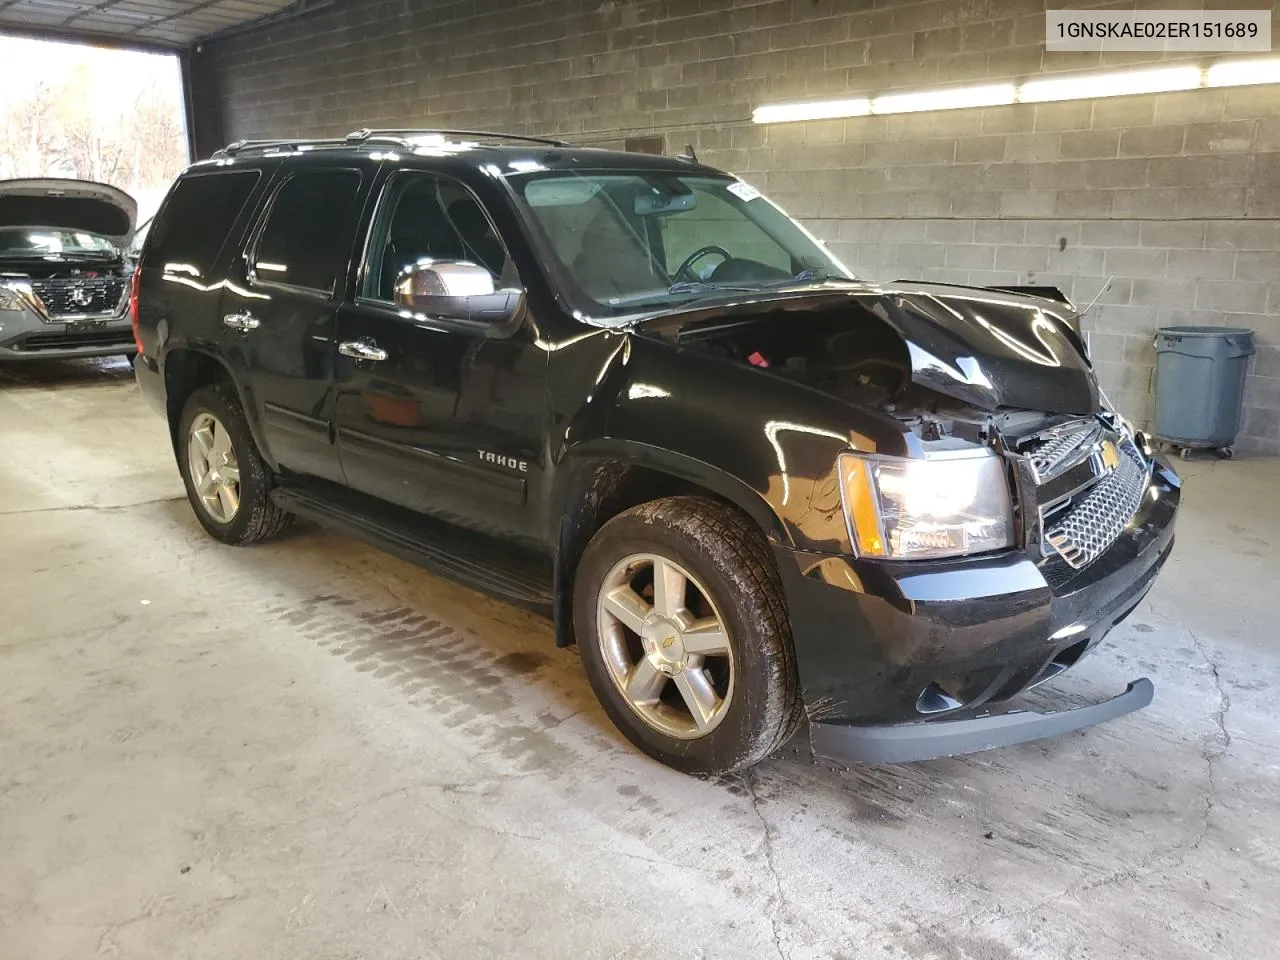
xmin=259 ymin=591 xmax=591 ymax=776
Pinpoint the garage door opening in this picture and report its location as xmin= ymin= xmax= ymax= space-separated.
xmin=0 ymin=33 xmax=189 ymax=224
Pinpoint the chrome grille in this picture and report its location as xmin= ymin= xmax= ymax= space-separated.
xmin=29 ymin=277 xmax=127 ymax=320
xmin=1024 ymin=419 xmax=1102 ymax=482
xmin=1043 ymin=440 xmax=1149 ymax=569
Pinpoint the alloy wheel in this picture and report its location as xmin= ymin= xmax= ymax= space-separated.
xmin=596 ymin=552 xmax=735 ymax=739
xmin=187 ymin=412 xmax=241 ymax=524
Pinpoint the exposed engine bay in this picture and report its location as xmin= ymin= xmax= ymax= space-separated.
xmin=641 ymin=284 xmax=1096 ymax=419
xmin=674 ymin=308 xmax=913 ymax=412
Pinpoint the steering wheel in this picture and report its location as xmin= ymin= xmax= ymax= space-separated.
xmin=672 ymin=245 xmax=733 ymax=283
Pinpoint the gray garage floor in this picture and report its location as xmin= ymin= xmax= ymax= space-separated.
xmin=2 ymin=360 xmax=1278 ymax=960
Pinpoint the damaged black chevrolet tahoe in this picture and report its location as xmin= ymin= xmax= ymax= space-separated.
xmin=133 ymin=130 xmax=1179 ymax=774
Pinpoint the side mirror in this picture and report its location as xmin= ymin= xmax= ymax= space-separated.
xmin=393 ymin=260 xmax=524 ymax=331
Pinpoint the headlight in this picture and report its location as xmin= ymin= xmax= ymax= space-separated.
xmin=838 ymin=451 xmax=1015 ymax=559
xmin=0 ymin=285 xmax=26 ymax=310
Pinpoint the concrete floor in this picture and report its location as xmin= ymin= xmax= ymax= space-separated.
xmin=2 ymin=359 xmax=1279 ymax=960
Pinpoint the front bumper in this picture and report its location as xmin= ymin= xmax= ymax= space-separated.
xmin=0 ymin=303 xmax=134 ymax=360
xmin=775 ymin=455 xmax=1180 ymax=763
xmin=810 ymin=678 xmax=1154 ymax=763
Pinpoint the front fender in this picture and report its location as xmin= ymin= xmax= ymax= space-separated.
xmin=553 ymin=437 xmax=791 ymax=546
xmin=584 ymin=334 xmax=910 ymax=554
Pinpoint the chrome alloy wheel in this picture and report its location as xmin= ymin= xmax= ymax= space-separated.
xmin=187 ymin=412 xmax=241 ymax=524
xmin=596 ymin=552 xmax=735 ymax=739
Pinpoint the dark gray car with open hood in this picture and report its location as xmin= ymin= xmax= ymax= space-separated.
xmin=0 ymin=178 xmax=138 ymax=360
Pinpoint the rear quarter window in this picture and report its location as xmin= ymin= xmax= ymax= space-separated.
xmin=249 ymin=170 xmax=362 ymax=295
xmin=144 ymin=170 xmax=261 ymax=278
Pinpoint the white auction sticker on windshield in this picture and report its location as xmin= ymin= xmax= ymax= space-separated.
xmin=726 ymin=180 xmax=761 ymax=202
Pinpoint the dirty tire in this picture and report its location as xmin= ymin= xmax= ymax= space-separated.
xmin=574 ymin=496 xmax=803 ymax=775
xmin=176 ymin=382 xmax=291 ymax=545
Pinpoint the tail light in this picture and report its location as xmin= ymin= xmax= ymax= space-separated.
xmin=129 ymin=265 xmax=143 ymax=354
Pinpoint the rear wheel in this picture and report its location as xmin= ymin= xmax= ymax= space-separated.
xmin=176 ymin=383 xmax=290 ymax=545
xmin=574 ymin=496 xmax=803 ymax=775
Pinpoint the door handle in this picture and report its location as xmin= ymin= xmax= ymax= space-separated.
xmin=223 ymin=312 xmax=262 ymax=332
xmin=338 ymin=339 xmax=389 ymax=362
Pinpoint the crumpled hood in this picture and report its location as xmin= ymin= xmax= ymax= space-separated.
xmin=634 ymin=281 xmax=1098 ymax=415
xmin=0 ymin=178 xmax=137 ymax=242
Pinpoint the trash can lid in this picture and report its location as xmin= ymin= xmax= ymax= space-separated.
xmin=1158 ymin=325 xmax=1254 ymax=338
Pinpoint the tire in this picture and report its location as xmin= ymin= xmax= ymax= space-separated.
xmin=176 ymin=382 xmax=291 ymax=545
xmin=573 ymin=496 xmax=803 ymax=775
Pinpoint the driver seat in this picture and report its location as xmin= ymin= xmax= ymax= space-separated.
xmin=570 ymin=203 xmax=662 ymax=300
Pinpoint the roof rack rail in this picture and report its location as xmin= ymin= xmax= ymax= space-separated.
xmin=344 ymin=128 xmax=572 ymax=147
xmin=214 ymin=129 xmax=571 ymax=159
xmin=215 ymin=137 xmax=348 ymax=157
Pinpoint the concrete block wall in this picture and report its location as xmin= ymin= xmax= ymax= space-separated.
xmin=191 ymin=0 xmax=1280 ymax=452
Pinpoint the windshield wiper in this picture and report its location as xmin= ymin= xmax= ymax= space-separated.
xmin=756 ymin=268 xmax=832 ymax=289
xmin=666 ymin=279 xmax=766 ymax=295
xmin=666 ymin=270 xmax=836 ymax=298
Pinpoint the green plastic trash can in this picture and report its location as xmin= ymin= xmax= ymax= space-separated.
xmin=1153 ymin=326 xmax=1255 ymax=459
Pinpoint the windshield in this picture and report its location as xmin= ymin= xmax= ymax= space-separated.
xmin=0 ymin=228 xmax=119 ymax=259
xmin=510 ymin=171 xmax=852 ymax=317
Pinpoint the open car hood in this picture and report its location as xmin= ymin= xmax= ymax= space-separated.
xmin=0 ymin=178 xmax=137 ymax=242
xmin=634 ymin=281 xmax=1098 ymax=415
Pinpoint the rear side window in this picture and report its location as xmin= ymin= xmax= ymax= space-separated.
xmin=251 ymin=170 xmax=362 ymax=295
xmin=145 ymin=171 xmax=260 ymax=278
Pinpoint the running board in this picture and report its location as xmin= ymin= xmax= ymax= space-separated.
xmin=271 ymin=482 xmax=554 ymax=613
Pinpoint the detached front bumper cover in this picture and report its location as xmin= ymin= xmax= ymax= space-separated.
xmin=809 ymin=677 xmax=1153 ymax=764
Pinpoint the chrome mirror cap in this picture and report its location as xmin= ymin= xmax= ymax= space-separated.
xmin=392 ymin=259 xmax=523 ymax=331
xmin=395 ymin=259 xmax=496 ymax=301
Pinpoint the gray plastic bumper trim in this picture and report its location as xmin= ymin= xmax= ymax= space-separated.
xmin=809 ymin=678 xmax=1154 ymax=765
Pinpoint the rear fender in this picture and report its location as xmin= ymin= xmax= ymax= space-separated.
xmin=160 ymin=343 xmax=274 ymax=468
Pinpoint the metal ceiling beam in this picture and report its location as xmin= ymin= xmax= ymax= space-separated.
xmin=192 ymin=0 xmax=331 ymax=46
xmin=0 ymin=21 xmax=181 ymax=51
xmin=59 ymin=0 xmax=131 ymax=29
xmin=3 ymin=0 xmax=301 ymax=44
xmin=145 ymin=0 xmax=240 ymax=33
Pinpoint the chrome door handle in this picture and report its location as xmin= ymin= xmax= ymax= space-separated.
xmin=338 ymin=339 xmax=388 ymax=362
xmin=223 ymin=312 xmax=261 ymax=331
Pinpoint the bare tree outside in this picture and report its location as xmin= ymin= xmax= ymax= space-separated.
xmin=0 ymin=35 xmax=189 ymax=222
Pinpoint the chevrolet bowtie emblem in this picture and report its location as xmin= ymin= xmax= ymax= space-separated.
xmin=1100 ymin=439 xmax=1120 ymax=471
xmin=662 ymin=635 xmax=676 ymax=649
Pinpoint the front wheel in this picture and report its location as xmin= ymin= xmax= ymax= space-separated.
xmin=574 ymin=496 xmax=803 ymax=775
xmin=176 ymin=383 xmax=291 ymax=545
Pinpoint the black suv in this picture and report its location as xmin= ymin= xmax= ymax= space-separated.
xmin=133 ymin=129 xmax=1179 ymax=774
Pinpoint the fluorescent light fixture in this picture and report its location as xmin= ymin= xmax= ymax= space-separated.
xmin=1019 ymin=64 xmax=1201 ymax=103
xmin=751 ymin=98 xmax=871 ymax=124
xmin=872 ymin=83 xmax=1015 ymax=114
xmin=751 ymin=57 xmax=1280 ymax=124
xmin=1206 ymin=57 xmax=1280 ymax=87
